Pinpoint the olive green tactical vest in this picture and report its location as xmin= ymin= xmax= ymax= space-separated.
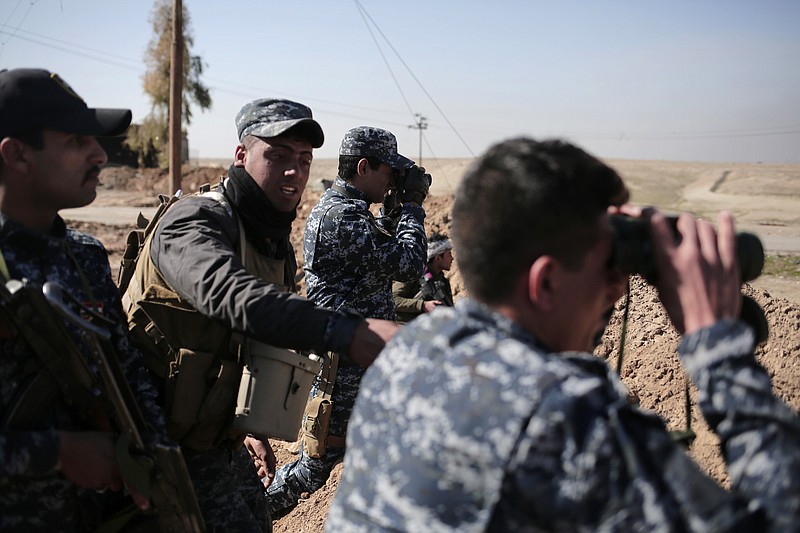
xmin=123 ymin=190 xmax=296 ymax=363
xmin=122 ymin=189 xmax=298 ymax=449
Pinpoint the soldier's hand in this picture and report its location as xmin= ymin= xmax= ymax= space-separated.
xmin=382 ymin=189 xmax=401 ymax=213
xmin=58 ymin=431 xmax=123 ymax=492
xmin=59 ymin=431 xmax=151 ymax=511
xmin=401 ymin=166 xmax=432 ymax=205
xmin=244 ymin=435 xmax=276 ymax=488
xmin=423 ymin=300 xmax=442 ymax=313
xmin=347 ymin=318 xmax=399 ymax=368
xmin=650 ymin=210 xmax=741 ymax=335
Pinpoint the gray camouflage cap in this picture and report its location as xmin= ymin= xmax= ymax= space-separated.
xmin=236 ymin=98 xmax=324 ymax=147
xmin=339 ymin=126 xmax=414 ymax=169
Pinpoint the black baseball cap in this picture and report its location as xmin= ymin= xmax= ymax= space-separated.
xmin=0 ymin=68 xmax=132 ymax=139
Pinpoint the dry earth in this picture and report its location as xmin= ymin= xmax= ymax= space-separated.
xmin=70 ymin=158 xmax=800 ymax=532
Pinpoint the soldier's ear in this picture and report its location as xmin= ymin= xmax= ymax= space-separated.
xmin=527 ymin=255 xmax=557 ymax=310
xmin=357 ymin=158 xmax=369 ymax=176
xmin=233 ymin=143 xmax=247 ymax=168
xmin=0 ymin=137 xmax=30 ymax=172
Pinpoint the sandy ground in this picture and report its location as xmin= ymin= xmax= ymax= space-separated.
xmin=67 ymin=158 xmax=800 ymax=532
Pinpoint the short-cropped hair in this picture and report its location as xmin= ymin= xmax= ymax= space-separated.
xmin=452 ymin=138 xmax=628 ymax=303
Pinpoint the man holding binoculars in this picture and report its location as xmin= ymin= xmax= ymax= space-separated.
xmin=267 ymin=126 xmax=429 ymax=516
xmin=327 ymin=137 xmax=800 ymax=531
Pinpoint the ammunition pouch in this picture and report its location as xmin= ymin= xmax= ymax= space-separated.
xmin=301 ymin=395 xmax=333 ymax=459
xmin=164 ymin=348 xmax=243 ymax=452
xmin=295 ymin=351 xmax=342 ymax=458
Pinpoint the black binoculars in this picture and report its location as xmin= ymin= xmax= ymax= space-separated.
xmin=609 ymin=213 xmax=768 ymax=343
xmin=609 ymin=214 xmax=764 ymax=284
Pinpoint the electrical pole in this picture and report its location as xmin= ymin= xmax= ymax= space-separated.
xmin=168 ymin=0 xmax=184 ymax=194
xmin=408 ymin=113 xmax=428 ymax=164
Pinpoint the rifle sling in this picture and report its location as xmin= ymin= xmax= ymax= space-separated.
xmin=2 ymin=370 xmax=60 ymax=429
xmin=318 ymin=351 xmax=339 ymax=400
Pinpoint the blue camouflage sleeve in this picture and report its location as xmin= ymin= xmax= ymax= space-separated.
xmin=0 ymin=429 xmax=60 ymax=478
xmin=334 ymin=204 xmax=426 ymax=282
xmin=679 ymin=319 xmax=800 ymax=530
xmin=506 ymin=320 xmax=800 ymax=530
xmin=76 ymin=232 xmax=166 ymax=436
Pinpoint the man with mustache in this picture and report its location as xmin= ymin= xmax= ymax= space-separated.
xmin=123 ymin=101 xmax=397 ymax=531
xmin=0 ymin=68 xmax=166 ymax=529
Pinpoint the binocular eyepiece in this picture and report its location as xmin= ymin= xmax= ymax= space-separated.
xmin=609 ymin=214 xmax=765 ymax=284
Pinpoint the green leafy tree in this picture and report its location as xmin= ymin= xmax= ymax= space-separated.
xmin=126 ymin=0 xmax=212 ymax=167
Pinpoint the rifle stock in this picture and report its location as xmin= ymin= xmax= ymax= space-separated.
xmin=1 ymin=279 xmax=206 ymax=532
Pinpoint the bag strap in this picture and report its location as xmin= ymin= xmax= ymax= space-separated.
xmin=117 ymin=192 xmax=181 ymax=296
xmin=314 ymin=351 xmax=344 ymax=446
xmin=317 ymin=351 xmax=340 ymax=400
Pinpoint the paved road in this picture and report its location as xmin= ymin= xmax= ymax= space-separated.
xmin=62 ymin=205 xmax=157 ymax=226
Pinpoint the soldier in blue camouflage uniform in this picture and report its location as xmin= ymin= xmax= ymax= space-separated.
xmin=123 ymin=104 xmax=397 ymax=531
xmin=0 ymin=68 xmax=165 ymax=530
xmin=267 ymin=126 xmax=429 ymax=515
xmin=328 ymin=138 xmax=800 ymax=531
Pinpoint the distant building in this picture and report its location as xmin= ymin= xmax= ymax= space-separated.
xmin=97 ymin=131 xmax=189 ymax=167
xmin=97 ymin=135 xmax=138 ymax=167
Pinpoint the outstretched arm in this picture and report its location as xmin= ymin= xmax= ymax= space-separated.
xmin=651 ymin=209 xmax=800 ymax=530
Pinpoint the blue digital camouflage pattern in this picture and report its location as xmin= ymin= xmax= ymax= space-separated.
xmin=302 ymin=177 xmax=426 ymax=320
xmin=266 ymin=176 xmax=427 ymax=514
xmin=0 ymin=213 xmax=165 ymax=531
xmin=183 ymin=446 xmax=271 ymax=533
xmin=235 ymin=98 xmax=324 ymax=147
xmin=266 ymin=364 xmax=362 ymax=514
xmin=327 ymin=299 xmax=800 ymax=532
xmin=338 ymin=126 xmax=414 ymax=169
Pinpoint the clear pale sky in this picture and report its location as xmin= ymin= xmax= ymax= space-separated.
xmin=2 ymin=0 xmax=799 ymax=163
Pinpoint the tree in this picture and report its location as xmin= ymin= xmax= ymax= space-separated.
xmin=126 ymin=0 xmax=212 ymax=167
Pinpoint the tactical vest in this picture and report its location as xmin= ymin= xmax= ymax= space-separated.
xmin=123 ymin=186 xmax=298 ymax=451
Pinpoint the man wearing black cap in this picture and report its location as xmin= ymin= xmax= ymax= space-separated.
xmin=0 ymin=68 xmax=166 ymax=528
xmin=122 ymin=102 xmax=398 ymax=530
xmin=266 ymin=126 xmax=430 ymax=516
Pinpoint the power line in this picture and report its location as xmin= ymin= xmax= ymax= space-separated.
xmin=0 ymin=0 xmax=42 ymax=61
xmin=0 ymin=22 xmax=143 ymax=69
xmin=353 ymin=0 xmax=476 ymax=157
xmin=352 ymin=1 xmax=416 ymax=118
xmin=0 ymin=21 xmax=420 ymax=129
xmin=4 ymin=20 xmax=797 ymax=146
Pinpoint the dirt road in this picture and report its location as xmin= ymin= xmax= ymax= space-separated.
xmin=66 ymin=159 xmax=800 ymax=303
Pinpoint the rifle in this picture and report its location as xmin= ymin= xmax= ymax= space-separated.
xmin=419 ymin=274 xmax=453 ymax=307
xmin=0 ymin=279 xmax=206 ymax=532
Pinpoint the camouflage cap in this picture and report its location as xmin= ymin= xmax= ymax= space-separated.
xmin=236 ymin=98 xmax=324 ymax=148
xmin=339 ymin=126 xmax=414 ymax=169
xmin=0 ymin=68 xmax=132 ymax=139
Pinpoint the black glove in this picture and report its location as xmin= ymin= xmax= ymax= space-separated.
xmin=379 ymin=190 xmax=402 ymax=234
xmin=382 ymin=189 xmax=402 ymax=214
xmin=401 ymin=165 xmax=432 ymax=205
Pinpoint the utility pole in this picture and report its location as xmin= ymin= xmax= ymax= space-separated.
xmin=408 ymin=113 xmax=428 ymax=164
xmin=168 ymin=0 xmax=184 ymax=194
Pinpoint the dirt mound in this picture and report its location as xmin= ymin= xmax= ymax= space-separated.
xmin=83 ymin=165 xmax=800 ymax=532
